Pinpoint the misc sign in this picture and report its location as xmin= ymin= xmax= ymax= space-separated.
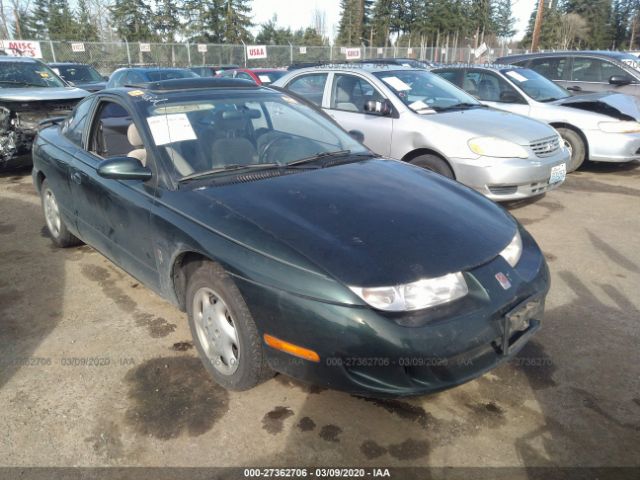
xmin=139 ymin=43 xmax=151 ymax=52
xmin=197 ymin=44 xmax=207 ymax=53
xmin=71 ymin=42 xmax=85 ymax=53
xmin=344 ymin=48 xmax=361 ymax=60
xmin=247 ymin=45 xmax=267 ymax=59
xmin=299 ymin=46 xmax=307 ymax=54
xmin=474 ymin=42 xmax=488 ymax=59
xmin=0 ymin=40 xmax=42 ymax=58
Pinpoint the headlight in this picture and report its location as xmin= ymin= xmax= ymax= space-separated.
xmin=468 ymin=137 xmax=529 ymax=159
xmin=598 ymin=121 xmax=640 ymax=133
xmin=349 ymin=272 xmax=468 ymax=312
xmin=499 ymin=230 xmax=523 ymax=267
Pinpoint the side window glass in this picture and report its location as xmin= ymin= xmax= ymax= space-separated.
xmin=462 ymin=71 xmax=482 ymax=97
xmin=90 ymin=101 xmax=142 ymax=162
xmin=331 ymin=74 xmax=384 ymax=113
xmin=476 ymin=72 xmax=520 ymax=103
xmin=62 ymin=98 xmax=93 ymax=146
xmin=237 ymin=72 xmax=254 ymax=82
xmin=286 ymin=73 xmax=328 ymax=106
xmin=437 ymin=70 xmax=460 ymax=86
xmin=529 ymin=57 xmax=566 ymax=80
xmin=571 ymin=58 xmax=627 ymax=83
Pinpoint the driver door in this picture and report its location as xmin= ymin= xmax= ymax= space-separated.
xmin=326 ymin=73 xmax=393 ymax=157
xmin=70 ymin=98 xmax=161 ymax=290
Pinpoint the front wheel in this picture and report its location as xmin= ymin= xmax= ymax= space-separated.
xmin=556 ymin=127 xmax=585 ymax=173
xmin=40 ymin=179 xmax=82 ymax=248
xmin=409 ymin=154 xmax=455 ymax=179
xmin=186 ymin=261 xmax=272 ymax=390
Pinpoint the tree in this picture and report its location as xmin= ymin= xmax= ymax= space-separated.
xmin=110 ymin=0 xmax=155 ymax=41
xmin=223 ymin=0 xmax=252 ymax=43
xmin=23 ymin=0 xmax=50 ymax=40
xmin=563 ymin=0 xmax=614 ymax=48
xmin=154 ymin=0 xmax=182 ymax=42
xmin=76 ymin=0 xmax=99 ymax=41
xmin=337 ymin=0 xmax=372 ymax=45
xmin=183 ymin=0 xmax=226 ymax=43
xmin=49 ymin=0 xmax=79 ymax=40
xmin=493 ymin=0 xmax=516 ymax=39
xmin=559 ymin=12 xmax=589 ymax=49
xmin=522 ymin=1 xmax=563 ymax=50
xmin=255 ymin=15 xmax=294 ymax=44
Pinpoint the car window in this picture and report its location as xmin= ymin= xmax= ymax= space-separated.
xmin=500 ymin=68 xmax=570 ymax=102
xmin=236 ymin=72 xmax=255 ymax=82
xmin=528 ymin=57 xmax=567 ymax=80
xmin=55 ymin=65 xmax=102 ymax=84
xmin=125 ymin=70 xmax=145 ymax=85
xmin=286 ymin=73 xmax=328 ymax=106
xmin=62 ymin=97 xmax=94 ymax=146
xmin=436 ymin=70 xmax=461 ymax=86
xmin=572 ymin=57 xmax=629 ymax=83
xmin=146 ymin=70 xmax=198 ymax=82
xmin=330 ymin=74 xmax=384 ymax=113
xmin=89 ymin=101 xmax=140 ymax=161
xmin=0 ymin=61 xmax=66 ymax=88
xmin=464 ymin=71 xmax=521 ymax=103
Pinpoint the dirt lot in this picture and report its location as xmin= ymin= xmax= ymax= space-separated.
xmin=0 ymin=164 xmax=639 ymax=473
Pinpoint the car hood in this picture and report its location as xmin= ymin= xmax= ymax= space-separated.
xmin=0 ymin=86 xmax=88 ymax=102
xmin=553 ymin=92 xmax=640 ymax=121
xmin=184 ymin=159 xmax=517 ymax=287
xmin=430 ymin=107 xmax=555 ymax=144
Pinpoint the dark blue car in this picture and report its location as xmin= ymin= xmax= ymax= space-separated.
xmin=32 ymin=78 xmax=549 ymax=396
xmin=106 ymin=67 xmax=198 ymax=89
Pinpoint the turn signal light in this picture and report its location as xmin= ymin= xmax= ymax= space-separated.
xmin=263 ymin=334 xmax=320 ymax=362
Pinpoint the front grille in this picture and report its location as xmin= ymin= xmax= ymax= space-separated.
xmin=530 ymin=136 xmax=560 ymax=158
xmin=488 ymin=185 xmax=518 ymax=196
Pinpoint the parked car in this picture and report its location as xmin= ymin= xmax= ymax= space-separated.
xmin=49 ymin=62 xmax=107 ymax=92
xmin=32 ymin=77 xmax=549 ymax=396
xmin=274 ymin=64 xmax=570 ymax=201
xmin=189 ymin=65 xmax=240 ymax=77
xmin=496 ymin=51 xmax=640 ymax=98
xmin=107 ymin=67 xmax=198 ymax=88
xmin=0 ymin=56 xmax=87 ymax=169
xmin=354 ymin=57 xmax=434 ymax=68
xmin=217 ymin=68 xmax=287 ymax=85
xmin=433 ymin=64 xmax=640 ymax=172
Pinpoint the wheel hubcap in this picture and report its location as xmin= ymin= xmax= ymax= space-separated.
xmin=44 ymin=189 xmax=61 ymax=238
xmin=564 ymin=139 xmax=573 ymax=158
xmin=193 ymin=287 xmax=239 ymax=375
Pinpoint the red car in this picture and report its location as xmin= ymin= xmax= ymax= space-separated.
xmin=217 ymin=68 xmax=287 ymax=85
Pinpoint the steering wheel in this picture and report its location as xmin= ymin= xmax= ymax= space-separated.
xmin=259 ymin=135 xmax=292 ymax=163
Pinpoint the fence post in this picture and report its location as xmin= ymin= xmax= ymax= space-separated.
xmin=330 ymin=44 xmax=333 ymax=62
xmin=125 ymin=39 xmax=132 ymax=66
xmin=241 ymin=40 xmax=247 ymax=67
xmin=289 ymin=42 xmax=293 ymax=64
xmin=186 ymin=42 xmax=191 ymax=66
xmin=49 ymin=40 xmax=56 ymax=62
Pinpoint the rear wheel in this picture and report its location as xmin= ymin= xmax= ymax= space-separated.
xmin=556 ymin=127 xmax=585 ymax=173
xmin=409 ymin=154 xmax=454 ymax=179
xmin=40 ymin=180 xmax=81 ymax=248
xmin=186 ymin=261 xmax=272 ymax=390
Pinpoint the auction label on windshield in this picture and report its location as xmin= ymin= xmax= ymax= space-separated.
xmin=147 ymin=113 xmax=197 ymax=146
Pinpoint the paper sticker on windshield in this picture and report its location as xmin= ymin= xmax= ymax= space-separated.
xmin=147 ymin=114 xmax=196 ymax=146
xmin=381 ymin=76 xmax=411 ymax=91
xmin=258 ymin=75 xmax=271 ymax=83
xmin=505 ymin=71 xmax=528 ymax=83
xmin=37 ymin=71 xmax=50 ymax=78
xmin=128 ymin=90 xmax=145 ymax=96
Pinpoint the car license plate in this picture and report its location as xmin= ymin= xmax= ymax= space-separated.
xmin=549 ymin=163 xmax=566 ymax=185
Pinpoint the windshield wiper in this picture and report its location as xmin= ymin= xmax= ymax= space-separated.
xmin=287 ymin=150 xmax=378 ymax=167
xmin=179 ymin=163 xmax=280 ymax=182
xmin=435 ymin=102 xmax=484 ymax=112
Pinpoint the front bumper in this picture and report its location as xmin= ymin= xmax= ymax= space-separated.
xmin=451 ymin=148 xmax=570 ymax=201
xmin=236 ymin=228 xmax=550 ymax=397
xmin=585 ymin=130 xmax=640 ymax=162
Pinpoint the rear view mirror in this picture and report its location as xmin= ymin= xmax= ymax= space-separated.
xmin=609 ymin=75 xmax=631 ymax=86
xmin=97 ymin=156 xmax=152 ymax=181
xmin=364 ymin=99 xmax=392 ymax=116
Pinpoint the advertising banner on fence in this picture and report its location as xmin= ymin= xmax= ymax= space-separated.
xmin=247 ymin=45 xmax=267 ymax=59
xmin=345 ymin=48 xmax=361 ymax=60
xmin=197 ymin=44 xmax=207 ymax=53
xmin=0 ymin=40 xmax=42 ymax=58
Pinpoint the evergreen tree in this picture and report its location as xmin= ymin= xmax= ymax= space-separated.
xmin=183 ymin=0 xmax=226 ymax=43
xmin=563 ymin=0 xmax=614 ymax=48
xmin=255 ymin=15 xmax=294 ymax=44
xmin=493 ymin=0 xmax=516 ymax=39
xmin=23 ymin=0 xmax=50 ymax=40
xmin=49 ymin=0 xmax=79 ymax=40
xmin=223 ymin=0 xmax=252 ymax=43
xmin=154 ymin=0 xmax=182 ymax=42
xmin=337 ymin=0 xmax=372 ymax=45
xmin=110 ymin=0 xmax=155 ymax=41
xmin=76 ymin=0 xmax=99 ymax=41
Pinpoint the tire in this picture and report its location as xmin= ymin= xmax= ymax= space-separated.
xmin=186 ymin=261 xmax=272 ymax=391
xmin=40 ymin=179 xmax=82 ymax=248
xmin=409 ymin=154 xmax=455 ymax=178
xmin=556 ymin=127 xmax=585 ymax=173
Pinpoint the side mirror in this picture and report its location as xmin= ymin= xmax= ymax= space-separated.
xmin=348 ymin=129 xmax=365 ymax=143
xmin=609 ymin=75 xmax=631 ymax=86
xmin=364 ymin=99 xmax=392 ymax=116
xmin=97 ymin=156 xmax=152 ymax=181
xmin=499 ymin=91 xmax=522 ymax=103
xmin=102 ymin=75 xmax=109 ymax=81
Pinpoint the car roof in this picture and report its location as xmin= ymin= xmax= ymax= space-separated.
xmin=289 ymin=63 xmax=415 ymax=74
xmin=120 ymin=77 xmax=264 ymax=93
xmin=0 ymin=56 xmax=40 ymax=63
xmin=48 ymin=62 xmax=92 ymax=66
xmin=499 ymin=50 xmax=635 ymax=61
xmin=433 ymin=63 xmax=523 ymax=71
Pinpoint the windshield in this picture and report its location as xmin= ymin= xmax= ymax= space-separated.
xmin=500 ymin=68 xmax=570 ymax=102
xmin=373 ymin=69 xmax=481 ymax=113
xmin=255 ymin=71 xmax=286 ymax=84
xmin=53 ymin=65 xmax=103 ymax=84
xmin=0 ymin=62 xmax=66 ymax=88
xmin=143 ymin=93 xmax=370 ymax=179
xmin=146 ymin=70 xmax=198 ymax=82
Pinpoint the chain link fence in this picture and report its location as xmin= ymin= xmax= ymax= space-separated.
xmin=24 ymin=40 xmax=526 ymax=74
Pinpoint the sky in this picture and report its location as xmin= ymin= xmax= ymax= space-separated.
xmin=250 ymin=0 xmax=536 ymax=42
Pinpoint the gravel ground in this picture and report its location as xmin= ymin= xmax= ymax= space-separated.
xmin=0 ymin=163 xmax=638 ymax=472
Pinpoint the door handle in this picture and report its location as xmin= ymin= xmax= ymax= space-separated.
xmin=71 ymin=171 xmax=82 ymax=185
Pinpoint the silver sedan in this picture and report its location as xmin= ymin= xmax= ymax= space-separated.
xmin=274 ymin=65 xmax=570 ymax=201
xmin=432 ymin=64 xmax=640 ymax=172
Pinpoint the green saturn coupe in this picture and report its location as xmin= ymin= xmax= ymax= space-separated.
xmin=32 ymin=77 xmax=550 ymax=397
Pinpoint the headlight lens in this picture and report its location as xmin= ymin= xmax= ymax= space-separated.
xmin=468 ymin=137 xmax=529 ymax=159
xmin=598 ymin=121 xmax=640 ymax=133
xmin=349 ymin=272 xmax=468 ymax=312
xmin=500 ymin=231 xmax=523 ymax=267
